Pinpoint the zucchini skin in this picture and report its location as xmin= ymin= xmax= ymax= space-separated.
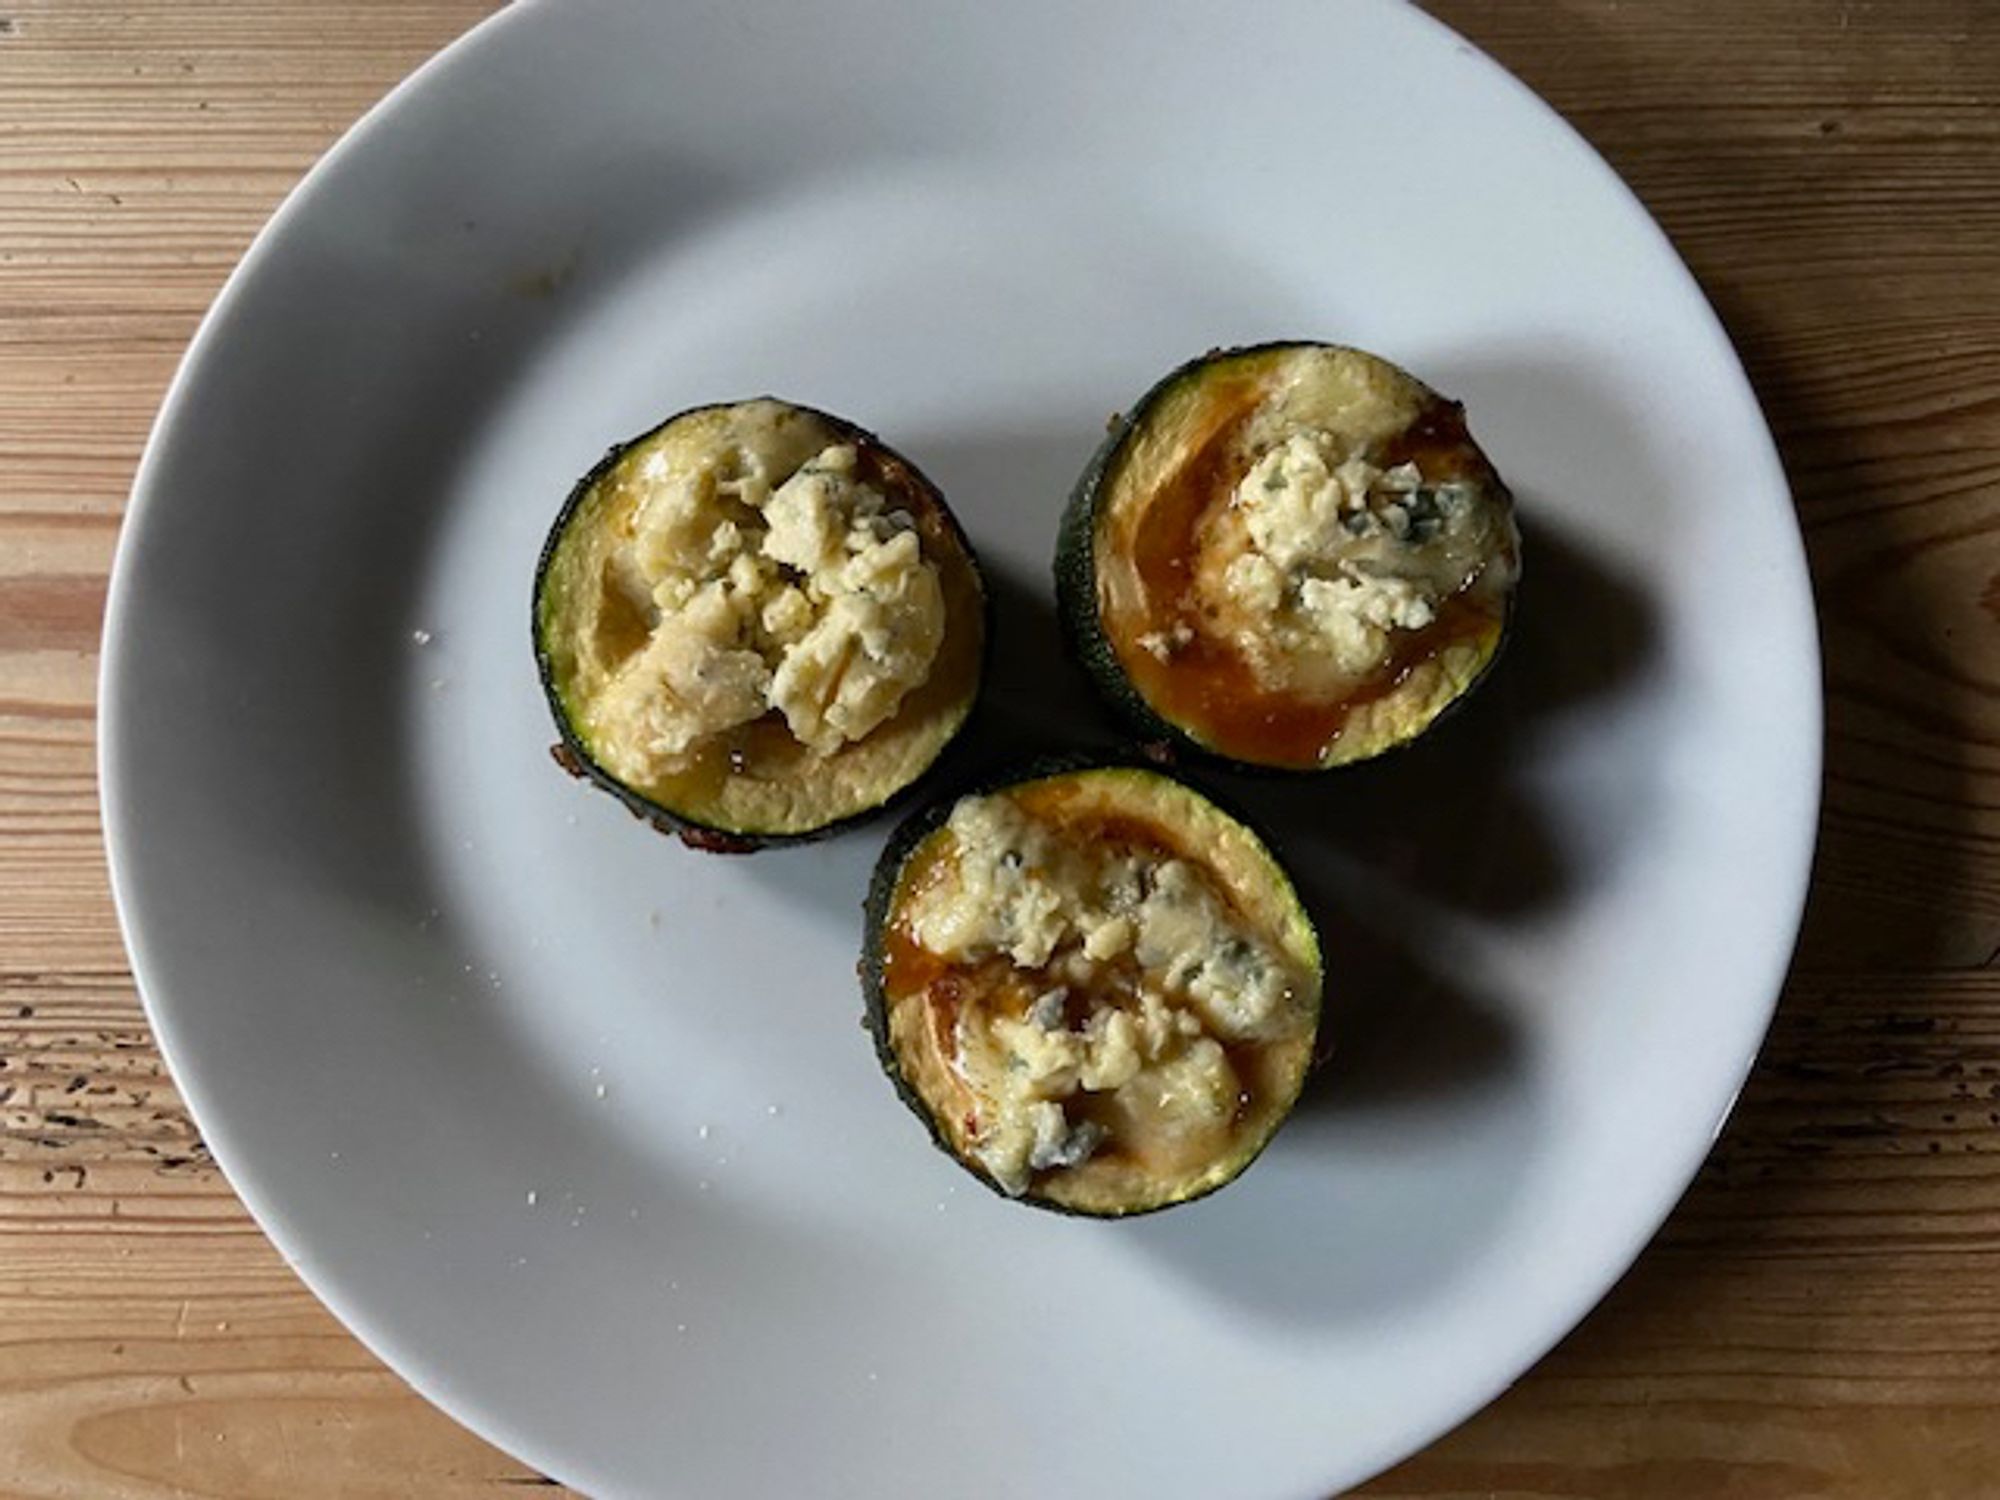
xmin=532 ymin=400 xmax=990 ymax=851
xmin=1053 ymin=342 xmax=1516 ymax=775
xmin=1053 ymin=366 xmax=1207 ymax=762
xmin=859 ymin=756 xmax=1324 ymax=1218
xmin=1048 ymin=414 xmax=1184 ymax=756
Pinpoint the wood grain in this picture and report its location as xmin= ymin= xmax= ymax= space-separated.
xmin=0 ymin=4 xmax=558 ymax=1493
xmin=0 ymin=0 xmax=1994 ymax=1495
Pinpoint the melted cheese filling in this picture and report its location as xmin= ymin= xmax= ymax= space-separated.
xmin=1185 ymin=431 xmax=1511 ymax=695
xmin=586 ymin=410 xmax=945 ymax=783
xmin=900 ymin=792 xmax=1309 ymax=1195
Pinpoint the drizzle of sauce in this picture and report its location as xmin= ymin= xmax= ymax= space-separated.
xmin=879 ymin=812 xmax=1314 ymax=1191
xmin=1378 ymin=396 xmax=1483 ymax=478
xmin=1006 ymin=792 xmax=1184 ymax=866
xmin=881 ymin=923 xmax=962 ymax=1053
xmin=1108 ymin=392 xmax=1508 ymax=768
xmin=1224 ymin=1041 xmax=1262 ymax=1127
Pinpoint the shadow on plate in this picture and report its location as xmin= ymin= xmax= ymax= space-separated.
xmin=116 ymin=134 xmax=923 ymax=1451
xmin=117 ymin=132 xmax=842 ymax=1280
xmin=269 ymin=289 xmax=1666 ymax=1330
xmin=196 ymin=145 xmax=753 ymax=927
xmin=1080 ymin=354 xmax=1667 ymax=1326
xmin=735 ymin=420 xmax=1116 ymax=919
xmin=1203 ymin=513 xmax=1650 ymax=933
xmin=744 ymin=364 xmax=1671 ymax=1324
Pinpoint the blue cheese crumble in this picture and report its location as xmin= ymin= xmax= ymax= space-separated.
xmin=903 ymin=791 xmax=1306 ymax=1194
xmin=1194 ymin=430 xmax=1505 ymax=688
xmin=588 ymin=405 xmax=945 ymax=780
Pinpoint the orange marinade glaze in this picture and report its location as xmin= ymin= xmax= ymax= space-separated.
xmin=1112 ymin=393 xmax=1509 ymax=767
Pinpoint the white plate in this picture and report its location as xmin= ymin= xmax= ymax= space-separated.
xmin=101 ymin=2 xmax=1820 ymax=1495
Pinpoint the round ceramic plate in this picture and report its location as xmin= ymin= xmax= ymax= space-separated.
xmin=101 ymin=2 xmax=1820 ymax=1495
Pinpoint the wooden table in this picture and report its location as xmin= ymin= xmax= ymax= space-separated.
xmin=3 ymin=2 xmax=1994 ymax=1495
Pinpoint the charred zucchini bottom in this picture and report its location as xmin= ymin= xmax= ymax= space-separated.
xmin=864 ymin=765 xmax=1323 ymax=1216
xmin=1057 ymin=342 xmax=1520 ymax=771
xmin=533 ymin=398 xmax=985 ymax=848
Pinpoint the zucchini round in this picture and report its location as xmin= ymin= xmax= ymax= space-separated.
xmin=1056 ymin=343 xmax=1520 ymax=771
xmin=534 ymin=399 xmax=986 ymax=850
xmin=862 ymin=763 xmax=1323 ymax=1216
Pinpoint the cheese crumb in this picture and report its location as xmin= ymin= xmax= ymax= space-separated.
xmin=769 ymin=528 xmax=946 ymax=753
xmin=589 ymin=416 xmax=946 ymax=780
xmin=902 ymin=789 xmax=1308 ymax=1194
xmin=1193 ymin=430 xmax=1498 ymax=685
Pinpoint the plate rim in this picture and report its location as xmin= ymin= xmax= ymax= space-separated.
xmin=98 ymin=0 xmax=1825 ymax=1493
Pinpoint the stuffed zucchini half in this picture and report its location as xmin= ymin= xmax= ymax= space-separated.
xmin=1057 ymin=343 xmax=1520 ymax=771
xmin=534 ymin=399 xmax=986 ymax=850
xmin=863 ymin=764 xmax=1323 ymax=1216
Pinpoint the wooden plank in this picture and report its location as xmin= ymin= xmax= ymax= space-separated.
xmin=0 ymin=0 xmax=1994 ymax=1494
